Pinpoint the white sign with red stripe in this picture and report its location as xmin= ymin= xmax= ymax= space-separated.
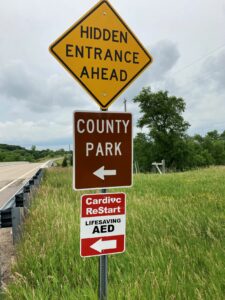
xmin=80 ymin=193 xmax=126 ymax=257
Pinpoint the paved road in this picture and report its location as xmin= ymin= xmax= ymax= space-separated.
xmin=0 ymin=161 xmax=49 ymax=209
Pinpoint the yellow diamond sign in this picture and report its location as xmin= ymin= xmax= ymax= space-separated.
xmin=49 ymin=0 xmax=153 ymax=109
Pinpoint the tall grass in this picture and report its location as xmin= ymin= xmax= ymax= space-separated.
xmin=3 ymin=167 xmax=225 ymax=299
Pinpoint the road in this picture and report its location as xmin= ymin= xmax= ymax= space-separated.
xmin=0 ymin=161 xmax=49 ymax=209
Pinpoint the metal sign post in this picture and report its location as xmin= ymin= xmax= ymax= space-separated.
xmin=100 ymin=101 xmax=107 ymax=300
xmin=99 ymin=253 xmax=107 ymax=300
xmin=99 ymin=188 xmax=107 ymax=300
xmin=50 ymin=2 xmax=153 ymax=300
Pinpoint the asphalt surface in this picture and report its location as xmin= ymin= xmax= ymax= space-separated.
xmin=0 ymin=162 xmax=47 ymax=209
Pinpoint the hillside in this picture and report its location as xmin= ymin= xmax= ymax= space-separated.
xmin=0 ymin=144 xmax=67 ymax=162
xmin=3 ymin=167 xmax=225 ymax=299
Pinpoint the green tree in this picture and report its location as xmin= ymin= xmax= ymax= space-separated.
xmin=220 ymin=130 xmax=225 ymax=140
xmin=185 ymin=136 xmax=214 ymax=168
xmin=133 ymin=87 xmax=190 ymax=169
xmin=206 ymin=130 xmax=220 ymax=140
xmin=69 ymin=154 xmax=73 ymax=166
xmin=0 ymin=151 xmax=4 ymax=162
xmin=201 ymin=130 xmax=225 ymax=165
xmin=62 ymin=156 xmax=68 ymax=167
xmin=133 ymin=133 xmax=153 ymax=172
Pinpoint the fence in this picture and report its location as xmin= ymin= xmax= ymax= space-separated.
xmin=152 ymin=160 xmax=166 ymax=174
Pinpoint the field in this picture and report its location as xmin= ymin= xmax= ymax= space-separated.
xmin=2 ymin=167 xmax=225 ymax=299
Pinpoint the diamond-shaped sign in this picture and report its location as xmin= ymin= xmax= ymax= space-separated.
xmin=49 ymin=0 xmax=153 ymax=109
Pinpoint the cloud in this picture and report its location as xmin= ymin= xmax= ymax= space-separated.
xmin=118 ymin=39 xmax=180 ymax=102
xmin=119 ymin=46 xmax=225 ymax=137
xmin=149 ymin=40 xmax=180 ymax=81
xmin=0 ymin=60 xmax=35 ymax=100
xmin=103 ymin=40 xmax=181 ymax=133
xmin=174 ymin=50 xmax=225 ymax=135
xmin=197 ymin=50 xmax=225 ymax=92
xmin=0 ymin=59 xmax=91 ymax=113
xmin=0 ymin=119 xmax=72 ymax=145
xmin=184 ymin=92 xmax=225 ymax=135
xmin=0 ymin=39 xmax=180 ymax=116
xmin=0 ymin=24 xmax=224 ymax=146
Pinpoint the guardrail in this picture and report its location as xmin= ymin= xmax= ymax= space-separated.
xmin=0 ymin=168 xmax=44 ymax=243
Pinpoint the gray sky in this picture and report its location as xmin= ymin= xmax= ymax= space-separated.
xmin=0 ymin=0 xmax=225 ymax=149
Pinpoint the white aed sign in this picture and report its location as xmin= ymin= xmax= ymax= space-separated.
xmin=80 ymin=192 xmax=126 ymax=257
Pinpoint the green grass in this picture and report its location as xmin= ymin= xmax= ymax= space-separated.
xmin=3 ymin=167 xmax=225 ymax=299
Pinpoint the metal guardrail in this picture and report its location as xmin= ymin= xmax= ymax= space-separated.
xmin=0 ymin=168 xmax=44 ymax=243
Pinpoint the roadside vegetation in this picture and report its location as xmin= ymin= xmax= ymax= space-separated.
xmin=133 ymin=87 xmax=225 ymax=172
xmin=0 ymin=144 xmax=70 ymax=162
xmin=3 ymin=167 xmax=225 ymax=299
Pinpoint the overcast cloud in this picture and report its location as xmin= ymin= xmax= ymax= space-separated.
xmin=0 ymin=0 xmax=225 ymax=148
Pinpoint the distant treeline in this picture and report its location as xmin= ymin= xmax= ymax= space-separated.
xmin=134 ymin=130 xmax=225 ymax=172
xmin=133 ymin=87 xmax=225 ymax=172
xmin=0 ymin=144 xmax=68 ymax=162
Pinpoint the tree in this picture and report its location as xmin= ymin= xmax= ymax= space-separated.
xmin=220 ymin=130 xmax=225 ymax=140
xmin=133 ymin=133 xmax=153 ymax=172
xmin=62 ymin=156 xmax=68 ymax=167
xmin=69 ymin=154 xmax=73 ymax=166
xmin=206 ymin=130 xmax=220 ymax=140
xmin=0 ymin=151 xmax=4 ymax=162
xmin=133 ymin=87 xmax=190 ymax=169
xmin=201 ymin=130 xmax=225 ymax=165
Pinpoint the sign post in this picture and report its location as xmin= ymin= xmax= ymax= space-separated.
xmin=100 ymin=101 xmax=108 ymax=300
xmin=99 ymin=252 xmax=107 ymax=300
xmin=80 ymin=191 xmax=126 ymax=299
xmin=99 ymin=188 xmax=107 ymax=300
xmin=50 ymin=1 xmax=153 ymax=299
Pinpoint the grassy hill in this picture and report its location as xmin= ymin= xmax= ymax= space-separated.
xmin=3 ymin=167 xmax=225 ymax=299
xmin=0 ymin=144 xmax=67 ymax=162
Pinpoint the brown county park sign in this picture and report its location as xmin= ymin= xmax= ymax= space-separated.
xmin=49 ymin=0 xmax=153 ymax=109
xmin=73 ymin=111 xmax=132 ymax=190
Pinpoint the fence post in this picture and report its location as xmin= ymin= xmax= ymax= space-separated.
xmin=12 ymin=207 xmax=22 ymax=244
xmin=162 ymin=159 xmax=166 ymax=174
